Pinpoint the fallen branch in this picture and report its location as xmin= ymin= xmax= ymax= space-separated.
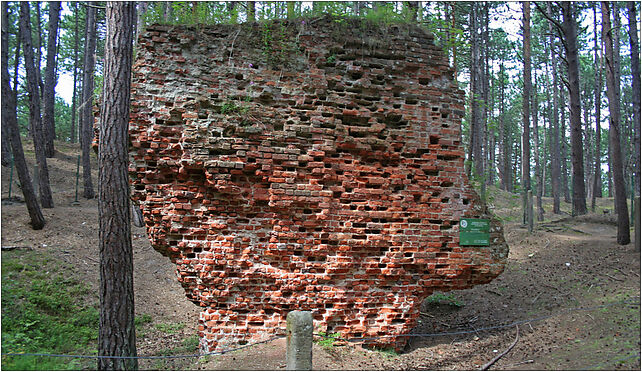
xmin=603 ymin=273 xmax=625 ymax=282
xmin=511 ymin=359 xmax=534 ymax=367
xmin=480 ymin=325 xmax=519 ymax=371
xmin=1 ymin=245 xmax=32 ymax=251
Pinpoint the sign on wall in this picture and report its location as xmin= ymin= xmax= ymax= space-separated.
xmin=459 ymin=218 xmax=490 ymax=246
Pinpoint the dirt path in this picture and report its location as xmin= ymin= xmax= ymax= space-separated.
xmin=1 ymin=142 xmax=640 ymax=370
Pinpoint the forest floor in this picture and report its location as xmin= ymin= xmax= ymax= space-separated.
xmin=1 ymin=141 xmax=640 ymax=370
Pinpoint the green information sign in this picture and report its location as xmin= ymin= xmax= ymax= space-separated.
xmin=459 ymin=218 xmax=490 ymax=246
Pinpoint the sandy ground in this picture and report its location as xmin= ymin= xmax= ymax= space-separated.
xmin=1 ymin=141 xmax=640 ymax=370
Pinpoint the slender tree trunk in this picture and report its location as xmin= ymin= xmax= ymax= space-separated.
xmin=470 ymin=3 xmax=484 ymax=188
xmin=549 ymin=2 xmax=561 ymax=213
xmin=98 ymin=2 xmax=138 ymax=370
xmin=522 ymin=1 xmax=533 ymax=230
xmin=561 ymin=2 xmax=587 ymax=216
xmin=593 ymin=2 xmax=603 ymax=210
xmin=482 ymin=3 xmax=490 ymax=190
xmin=70 ymin=2 xmax=79 ymax=144
xmin=561 ymin=91 xmax=570 ymax=204
xmin=20 ymin=1 xmax=54 ymax=209
xmin=35 ymin=1 xmax=44 ymax=95
xmin=628 ymin=2 xmax=641 ymax=198
xmin=532 ymin=69 xmax=544 ymax=221
xmin=3 ymin=3 xmax=45 ymax=229
xmin=602 ymin=1 xmax=631 ymax=244
xmin=43 ymin=1 xmax=60 ymax=158
xmin=80 ymin=5 xmax=96 ymax=199
xmin=247 ymin=1 xmax=255 ymax=22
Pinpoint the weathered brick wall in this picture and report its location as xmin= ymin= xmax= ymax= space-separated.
xmin=129 ymin=18 xmax=508 ymax=352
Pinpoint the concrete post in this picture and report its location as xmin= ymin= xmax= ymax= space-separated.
xmin=286 ymin=311 xmax=313 ymax=371
xmin=634 ymin=196 xmax=641 ymax=252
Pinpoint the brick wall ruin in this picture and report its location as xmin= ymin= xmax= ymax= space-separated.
xmin=129 ymin=17 xmax=508 ymax=352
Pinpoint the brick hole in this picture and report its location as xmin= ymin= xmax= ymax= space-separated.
xmin=404 ymin=252 xmax=413 ymax=257
xmin=441 ymin=181 xmax=453 ymax=187
xmin=441 ymin=113 xmax=449 ymax=119
xmin=429 ymin=135 xmax=439 ymax=144
xmin=408 ymin=218 xmax=421 ymax=223
xmin=424 ymin=169 xmax=439 ymax=176
xmin=435 ymin=264 xmax=447 ymax=269
xmin=413 ymin=194 xmax=421 ymax=202
xmin=437 ymin=153 xmax=458 ymax=161
xmin=463 ymin=198 xmax=470 ymax=205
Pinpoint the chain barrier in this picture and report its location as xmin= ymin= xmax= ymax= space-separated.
xmin=313 ymin=297 xmax=640 ymax=343
xmin=1 ymin=335 xmax=286 ymax=360
xmin=3 ymin=297 xmax=639 ymax=361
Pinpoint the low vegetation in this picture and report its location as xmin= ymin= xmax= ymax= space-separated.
xmin=1 ymin=250 xmax=99 ymax=370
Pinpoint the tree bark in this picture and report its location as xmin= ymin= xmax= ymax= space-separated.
xmin=522 ymin=1 xmax=533 ymax=230
xmin=560 ymin=2 xmax=587 ymax=216
xmin=20 ymin=1 xmax=54 ymax=209
xmin=602 ymin=1 xmax=631 ymax=245
xmin=70 ymin=1 xmax=79 ymax=144
xmin=532 ymin=69 xmax=544 ymax=221
xmin=548 ymin=2 xmax=561 ymax=214
xmin=561 ymin=91 xmax=570 ymax=204
xmin=592 ymin=2 xmax=603 ymax=210
xmin=80 ymin=5 xmax=96 ymax=199
xmin=470 ymin=3 xmax=484 ymax=187
xmin=628 ymin=2 xmax=641 ymax=198
xmin=35 ymin=2 xmax=44 ymax=95
xmin=43 ymin=1 xmax=61 ymax=158
xmin=3 ymin=2 xmax=45 ymax=229
xmin=98 ymin=2 xmax=138 ymax=370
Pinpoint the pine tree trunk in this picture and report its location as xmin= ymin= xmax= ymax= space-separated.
xmin=522 ymin=1 xmax=533 ymax=230
xmin=35 ymin=2 xmax=44 ymax=95
xmin=43 ymin=1 xmax=60 ymax=158
xmin=80 ymin=5 xmax=96 ymax=199
xmin=602 ymin=1 xmax=631 ymax=245
xmin=499 ymin=59 xmax=507 ymax=191
xmin=593 ymin=2 xmax=603 ymax=209
xmin=561 ymin=2 xmax=587 ymax=216
xmin=628 ymin=2 xmax=641 ymax=198
xmin=20 ymin=1 xmax=54 ymax=209
xmin=70 ymin=2 xmax=79 ymax=144
xmin=3 ymin=2 xmax=45 ymax=229
xmin=549 ymin=2 xmax=561 ymax=213
xmin=532 ymin=69 xmax=544 ymax=221
xmin=97 ymin=2 xmax=138 ymax=370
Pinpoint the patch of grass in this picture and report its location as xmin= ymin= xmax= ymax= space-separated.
xmin=376 ymin=347 xmax=399 ymax=359
xmin=315 ymin=332 xmax=342 ymax=348
xmin=1 ymin=250 xmax=99 ymax=370
xmin=135 ymin=314 xmax=153 ymax=329
xmin=425 ymin=292 xmax=464 ymax=307
xmin=154 ymin=322 xmax=186 ymax=334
